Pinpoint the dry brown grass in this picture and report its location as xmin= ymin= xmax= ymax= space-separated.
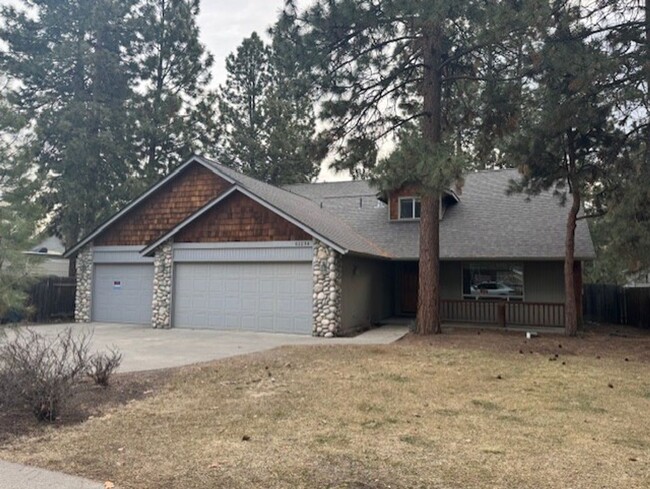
xmin=1 ymin=329 xmax=649 ymax=489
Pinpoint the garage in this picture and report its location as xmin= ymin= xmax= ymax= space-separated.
xmin=93 ymin=263 xmax=154 ymax=324
xmin=173 ymin=262 xmax=312 ymax=334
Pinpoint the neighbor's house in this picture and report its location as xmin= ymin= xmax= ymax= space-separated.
xmin=64 ymin=155 xmax=595 ymax=336
xmin=25 ymin=236 xmax=70 ymax=277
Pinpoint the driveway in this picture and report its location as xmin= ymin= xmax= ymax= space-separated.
xmin=5 ymin=322 xmax=408 ymax=372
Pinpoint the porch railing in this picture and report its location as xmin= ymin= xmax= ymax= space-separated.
xmin=441 ymin=300 xmax=565 ymax=328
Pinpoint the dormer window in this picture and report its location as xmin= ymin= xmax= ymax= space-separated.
xmin=399 ymin=197 xmax=421 ymax=220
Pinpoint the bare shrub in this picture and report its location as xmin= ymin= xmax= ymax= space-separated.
xmin=0 ymin=327 xmax=92 ymax=421
xmin=87 ymin=348 xmax=122 ymax=387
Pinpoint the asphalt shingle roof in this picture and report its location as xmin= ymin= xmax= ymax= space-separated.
xmin=284 ymin=168 xmax=596 ymax=260
xmin=196 ymin=156 xmax=390 ymax=256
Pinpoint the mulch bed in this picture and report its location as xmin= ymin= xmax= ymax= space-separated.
xmin=0 ymin=368 xmax=173 ymax=445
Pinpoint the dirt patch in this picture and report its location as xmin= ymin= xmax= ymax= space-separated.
xmin=1 ymin=326 xmax=649 ymax=489
xmin=0 ymin=368 xmax=172 ymax=444
xmin=399 ymin=322 xmax=650 ymax=362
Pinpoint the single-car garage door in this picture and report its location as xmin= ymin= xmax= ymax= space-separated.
xmin=93 ymin=264 xmax=154 ymax=324
xmin=173 ymin=262 xmax=312 ymax=334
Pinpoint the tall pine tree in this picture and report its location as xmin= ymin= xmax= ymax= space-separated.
xmin=287 ymin=0 xmax=534 ymax=334
xmin=136 ymin=0 xmax=219 ymax=183
xmin=218 ymin=29 xmax=320 ymax=184
xmin=507 ymin=2 xmax=627 ymax=335
xmin=0 ymin=0 xmax=141 ymax=248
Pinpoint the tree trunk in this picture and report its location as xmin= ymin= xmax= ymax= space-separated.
xmin=416 ymin=26 xmax=443 ymax=335
xmin=564 ymin=185 xmax=581 ymax=336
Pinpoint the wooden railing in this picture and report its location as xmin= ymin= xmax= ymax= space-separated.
xmin=441 ymin=300 xmax=564 ymax=328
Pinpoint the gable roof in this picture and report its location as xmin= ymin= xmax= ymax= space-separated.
xmin=286 ymin=169 xmax=596 ymax=260
xmin=63 ymin=156 xmax=236 ymax=258
xmin=66 ymin=154 xmax=595 ymax=261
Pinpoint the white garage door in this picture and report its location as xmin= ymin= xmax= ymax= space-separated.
xmin=173 ymin=262 xmax=312 ymax=334
xmin=93 ymin=264 xmax=154 ymax=324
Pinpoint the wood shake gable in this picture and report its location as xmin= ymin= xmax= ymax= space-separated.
xmin=95 ymin=163 xmax=231 ymax=246
xmin=175 ymin=191 xmax=311 ymax=244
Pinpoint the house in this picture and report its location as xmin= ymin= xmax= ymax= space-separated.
xmin=64 ymin=155 xmax=595 ymax=336
xmin=25 ymin=236 xmax=70 ymax=277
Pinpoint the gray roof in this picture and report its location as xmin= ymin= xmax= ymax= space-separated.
xmin=285 ymin=169 xmax=596 ymax=260
xmin=196 ymin=157 xmax=390 ymax=257
xmin=66 ymin=155 xmax=595 ymax=261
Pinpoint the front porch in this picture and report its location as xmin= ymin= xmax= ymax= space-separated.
xmin=394 ymin=260 xmax=572 ymax=328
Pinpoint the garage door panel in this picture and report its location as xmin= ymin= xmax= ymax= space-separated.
xmin=93 ymin=264 xmax=154 ymax=324
xmin=174 ymin=262 xmax=312 ymax=334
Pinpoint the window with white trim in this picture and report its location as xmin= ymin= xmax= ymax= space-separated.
xmin=398 ymin=197 xmax=421 ymax=220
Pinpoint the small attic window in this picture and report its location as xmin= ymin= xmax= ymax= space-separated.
xmin=398 ymin=197 xmax=420 ymax=220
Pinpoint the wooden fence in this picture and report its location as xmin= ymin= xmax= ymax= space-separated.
xmin=441 ymin=300 xmax=565 ymax=327
xmin=583 ymin=284 xmax=650 ymax=329
xmin=28 ymin=276 xmax=76 ymax=323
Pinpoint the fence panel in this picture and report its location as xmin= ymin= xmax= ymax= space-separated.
xmin=28 ymin=276 xmax=76 ymax=323
xmin=583 ymin=284 xmax=650 ymax=329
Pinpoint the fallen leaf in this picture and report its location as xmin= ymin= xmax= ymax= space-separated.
xmin=104 ymin=482 xmax=115 ymax=489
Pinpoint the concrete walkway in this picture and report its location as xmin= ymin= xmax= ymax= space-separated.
xmin=0 ymin=460 xmax=104 ymax=489
xmin=7 ymin=322 xmax=408 ymax=372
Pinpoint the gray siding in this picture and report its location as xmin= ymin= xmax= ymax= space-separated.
xmin=524 ymin=261 xmax=565 ymax=303
xmin=173 ymin=242 xmax=312 ymax=263
xmin=341 ymin=257 xmax=393 ymax=332
xmin=441 ymin=261 xmax=462 ymax=300
xmin=93 ymin=246 xmax=154 ymax=264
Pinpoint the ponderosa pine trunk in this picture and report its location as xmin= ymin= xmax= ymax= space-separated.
xmin=416 ymin=26 xmax=443 ymax=335
xmin=564 ymin=186 xmax=581 ymax=336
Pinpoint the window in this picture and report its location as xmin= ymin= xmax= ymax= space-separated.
xmin=398 ymin=197 xmax=421 ymax=220
xmin=462 ymin=262 xmax=524 ymax=300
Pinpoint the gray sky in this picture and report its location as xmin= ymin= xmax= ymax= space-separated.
xmin=197 ymin=0 xmax=286 ymax=87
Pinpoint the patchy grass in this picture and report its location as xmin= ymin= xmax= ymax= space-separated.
xmin=0 ymin=328 xmax=649 ymax=489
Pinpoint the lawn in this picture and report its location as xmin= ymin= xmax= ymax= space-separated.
xmin=1 ymin=327 xmax=649 ymax=488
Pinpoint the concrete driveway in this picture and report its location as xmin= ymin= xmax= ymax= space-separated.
xmin=4 ymin=322 xmax=408 ymax=372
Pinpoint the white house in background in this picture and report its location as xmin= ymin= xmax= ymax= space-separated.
xmin=25 ymin=236 xmax=69 ymax=277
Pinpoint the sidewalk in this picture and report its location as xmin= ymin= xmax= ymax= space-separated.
xmin=0 ymin=460 xmax=104 ymax=489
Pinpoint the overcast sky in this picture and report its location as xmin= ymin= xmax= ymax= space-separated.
xmin=198 ymin=0 xmax=286 ymax=86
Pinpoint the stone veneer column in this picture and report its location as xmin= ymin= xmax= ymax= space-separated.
xmin=152 ymin=240 xmax=173 ymax=329
xmin=312 ymin=240 xmax=342 ymax=337
xmin=74 ymin=246 xmax=93 ymax=323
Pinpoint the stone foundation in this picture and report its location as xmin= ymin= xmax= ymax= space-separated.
xmin=74 ymin=246 xmax=93 ymax=323
xmin=312 ymin=240 xmax=342 ymax=337
xmin=152 ymin=241 xmax=173 ymax=329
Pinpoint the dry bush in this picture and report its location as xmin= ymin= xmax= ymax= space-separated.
xmin=0 ymin=327 xmax=92 ymax=421
xmin=87 ymin=348 xmax=123 ymax=388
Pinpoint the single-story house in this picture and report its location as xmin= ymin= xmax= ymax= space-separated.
xmin=25 ymin=236 xmax=70 ymax=277
xmin=64 ymin=155 xmax=595 ymax=336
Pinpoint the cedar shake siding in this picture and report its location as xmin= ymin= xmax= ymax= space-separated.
xmin=389 ymin=184 xmax=421 ymax=220
xmin=175 ymin=192 xmax=312 ymax=243
xmin=95 ymin=163 xmax=231 ymax=246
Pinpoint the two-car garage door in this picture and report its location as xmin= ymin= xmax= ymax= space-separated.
xmin=173 ymin=262 xmax=312 ymax=334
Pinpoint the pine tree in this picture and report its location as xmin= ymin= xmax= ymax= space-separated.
xmin=136 ymin=0 xmax=219 ymax=182
xmin=507 ymin=3 xmax=628 ymax=336
xmin=0 ymin=0 xmax=141 ymax=248
xmin=217 ymin=28 xmax=321 ymax=184
xmin=0 ymin=85 xmax=38 ymax=318
xmin=287 ymin=0 xmax=533 ymax=334
xmin=218 ymin=32 xmax=272 ymax=180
